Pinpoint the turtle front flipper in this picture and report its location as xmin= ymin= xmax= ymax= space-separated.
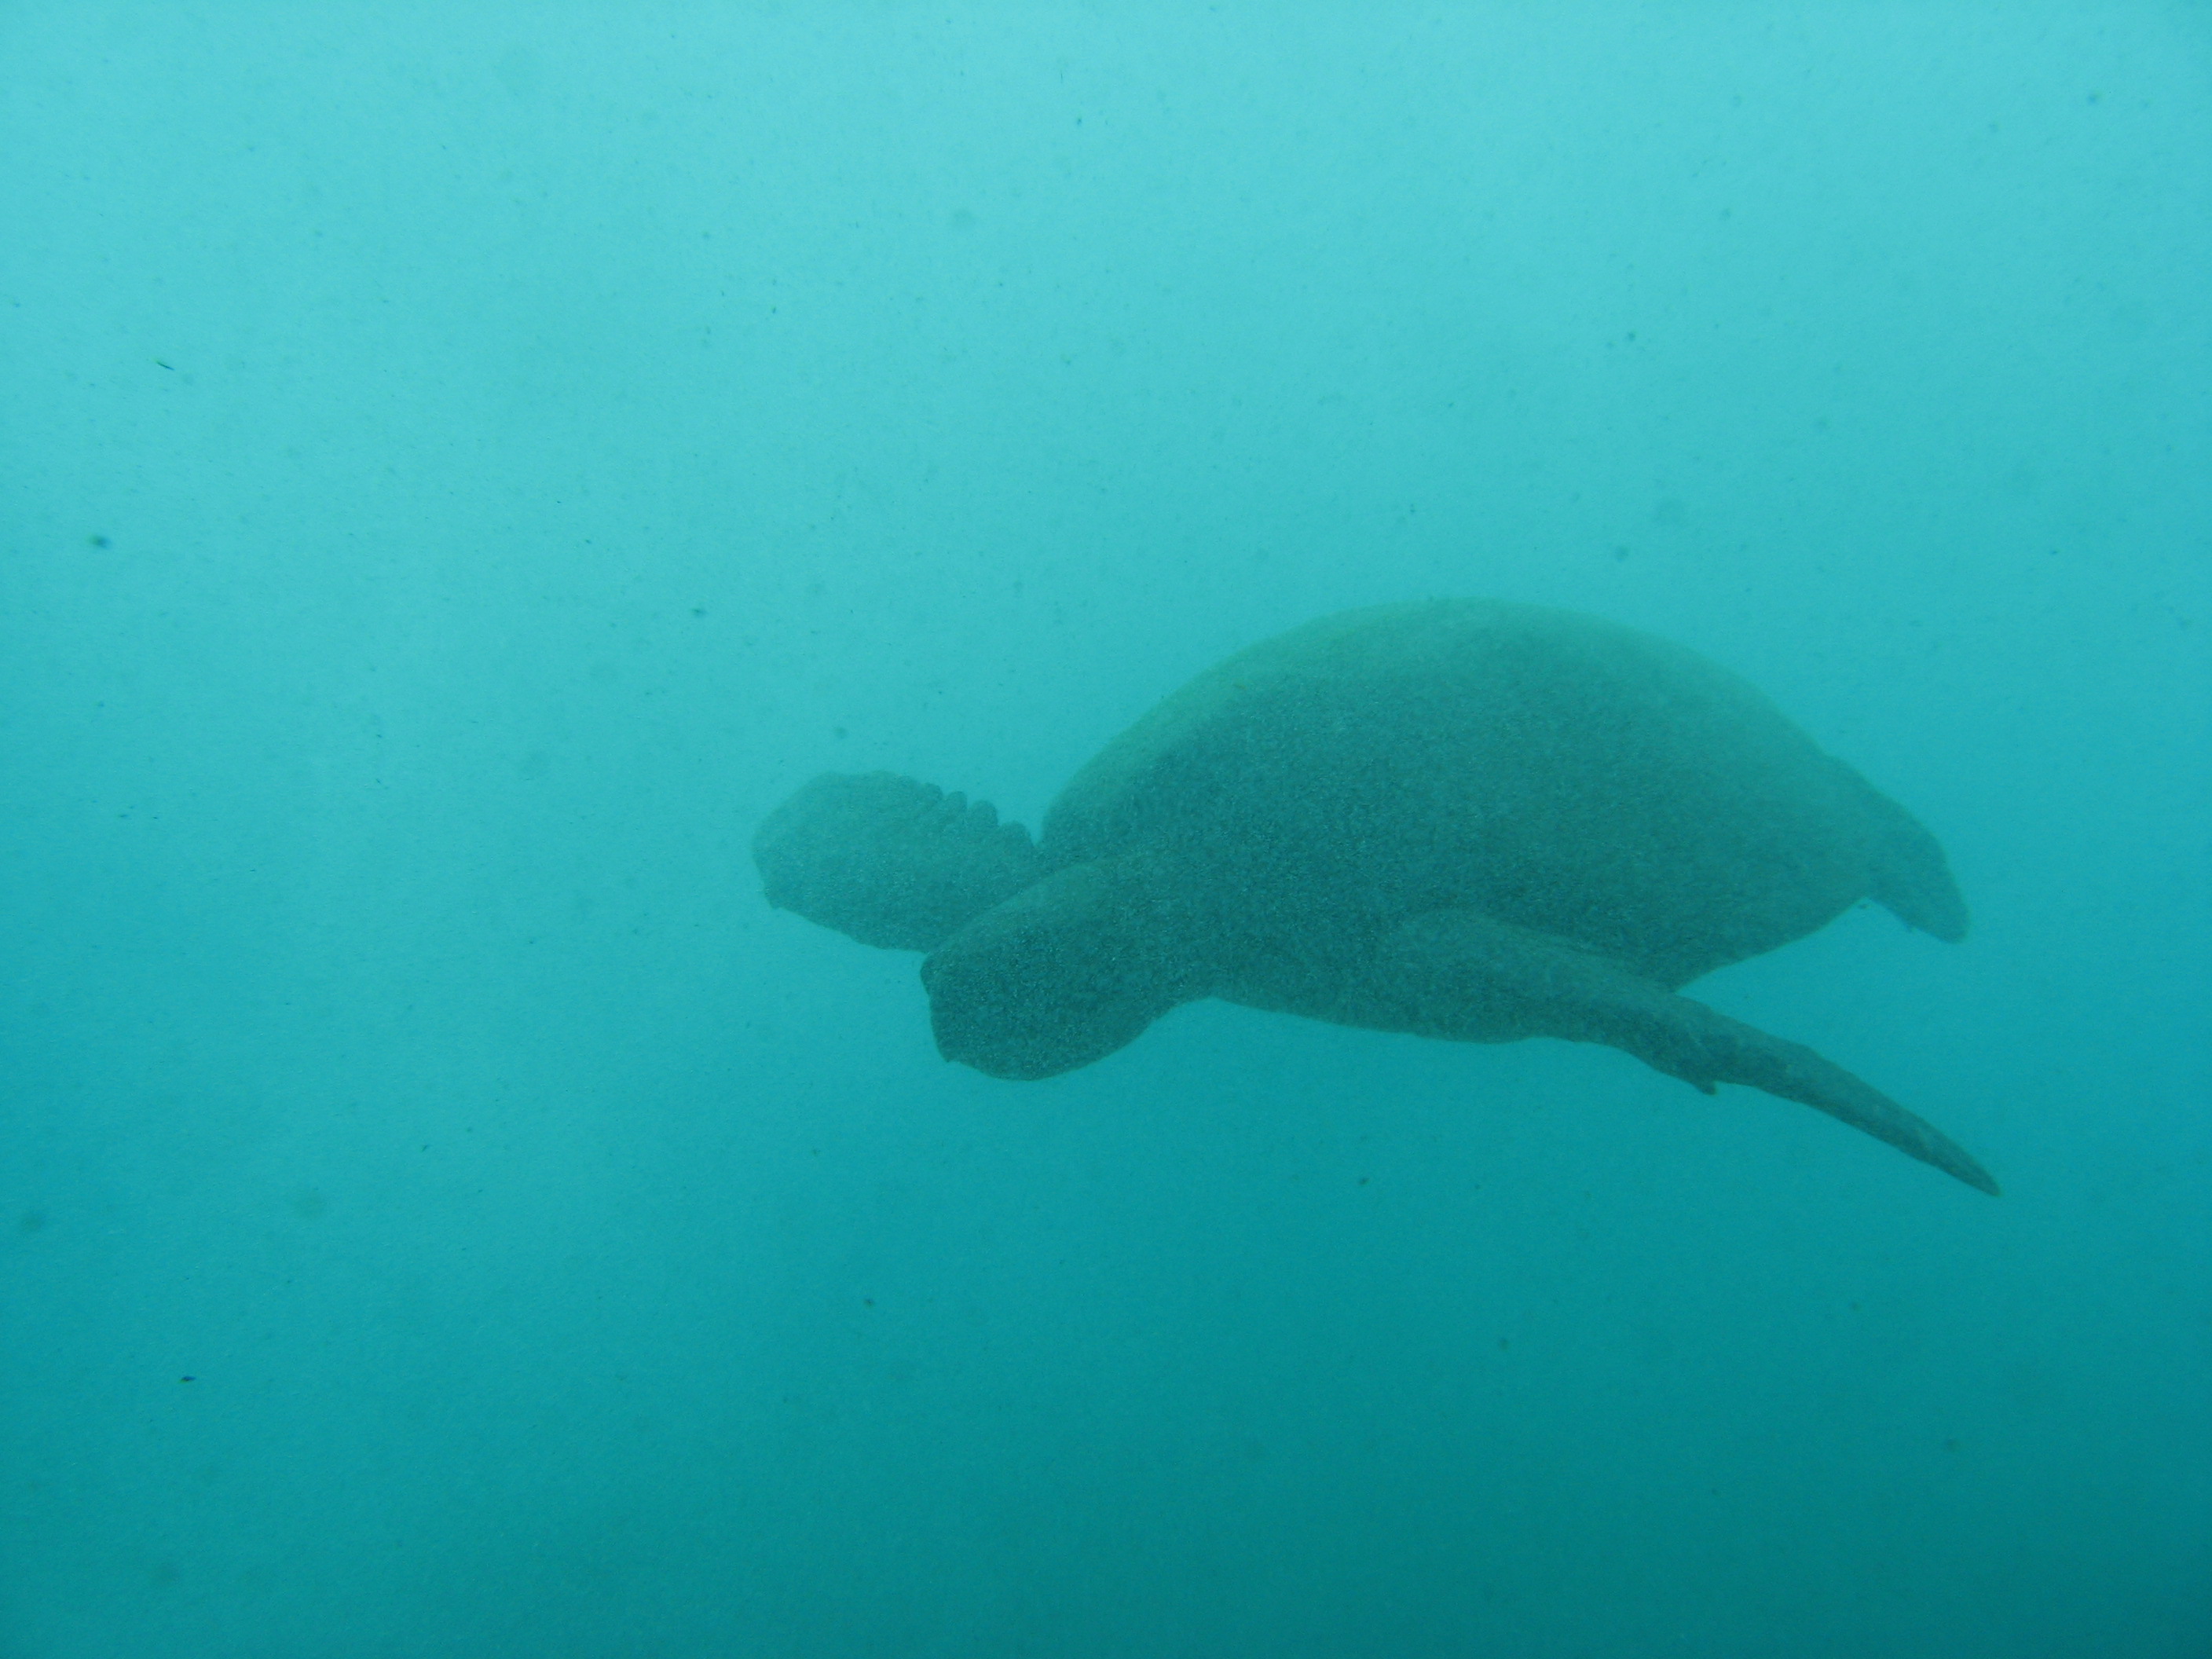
xmin=1350 ymin=908 xmax=1999 ymax=1195
xmin=923 ymin=854 xmax=1218 ymax=1080
xmin=754 ymin=772 xmax=1046 ymax=952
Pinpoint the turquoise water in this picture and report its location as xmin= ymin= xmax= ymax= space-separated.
xmin=3 ymin=8 xmax=2207 ymax=1655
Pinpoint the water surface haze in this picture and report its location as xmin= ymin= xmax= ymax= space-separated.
xmin=2 ymin=6 xmax=2207 ymax=1657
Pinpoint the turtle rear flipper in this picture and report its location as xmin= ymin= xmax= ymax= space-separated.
xmin=753 ymin=771 xmax=1045 ymax=953
xmin=1350 ymin=907 xmax=1998 ymax=1194
xmin=1853 ymin=777 xmax=1971 ymax=943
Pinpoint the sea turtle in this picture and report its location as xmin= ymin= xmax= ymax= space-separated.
xmin=754 ymin=599 xmax=1995 ymax=1193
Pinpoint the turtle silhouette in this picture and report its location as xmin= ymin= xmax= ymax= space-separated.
xmin=755 ymin=600 xmax=1994 ymax=1193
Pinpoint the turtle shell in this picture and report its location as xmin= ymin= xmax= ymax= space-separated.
xmin=1038 ymin=599 xmax=1962 ymax=994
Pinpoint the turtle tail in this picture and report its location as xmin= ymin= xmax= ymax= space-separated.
xmin=754 ymin=771 xmax=1047 ymax=953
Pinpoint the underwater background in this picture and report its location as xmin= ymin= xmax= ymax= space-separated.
xmin=3 ymin=5 xmax=2207 ymax=1656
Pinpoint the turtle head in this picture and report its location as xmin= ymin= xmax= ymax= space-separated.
xmin=753 ymin=771 xmax=1046 ymax=953
xmin=922 ymin=853 xmax=1218 ymax=1079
